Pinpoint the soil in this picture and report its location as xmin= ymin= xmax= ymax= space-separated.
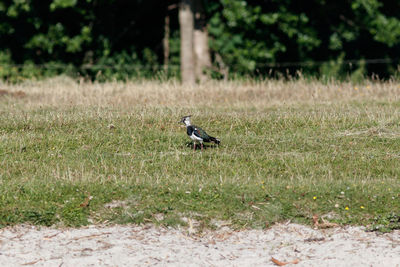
xmin=0 ymin=223 xmax=399 ymax=266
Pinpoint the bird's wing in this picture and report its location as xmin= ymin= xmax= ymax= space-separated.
xmin=193 ymin=126 xmax=210 ymax=140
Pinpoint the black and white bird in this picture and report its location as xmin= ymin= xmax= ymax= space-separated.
xmin=179 ymin=115 xmax=220 ymax=151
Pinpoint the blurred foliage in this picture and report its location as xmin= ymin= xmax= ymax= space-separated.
xmin=0 ymin=0 xmax=400 ymax=82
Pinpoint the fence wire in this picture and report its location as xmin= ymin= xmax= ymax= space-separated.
xmin=0 ymin=58 xmax=398 ymax=70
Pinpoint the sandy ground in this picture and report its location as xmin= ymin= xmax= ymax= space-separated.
xmin=0 ymin=223 xmax=399 ymax=267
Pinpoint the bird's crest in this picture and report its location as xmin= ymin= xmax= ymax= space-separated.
xmin=180 ymin=115 xmax=192 ymax=126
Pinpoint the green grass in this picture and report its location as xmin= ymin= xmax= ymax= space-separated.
xmin=0 ymin=80 xmax=399 ymax=231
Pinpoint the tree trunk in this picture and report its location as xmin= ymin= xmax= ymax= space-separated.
xmin=163 ymin=11 xmax=170 ymax=73
xmin=179 ymin=0 xmax=195 ymax=84
xmin=194 ymin=0 xmax=211 ymax=82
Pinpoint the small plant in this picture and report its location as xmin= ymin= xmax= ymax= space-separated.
xmin=368 ymin=213 xmax=400 ymax=233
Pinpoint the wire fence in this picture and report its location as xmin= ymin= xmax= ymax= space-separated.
xmin=0 ymin=57 xmax=399 ymax=82
xmin=252 ymin=58 xmax=398 ymax=68
xmin=0 ymin=57 xmax=398 ymax=70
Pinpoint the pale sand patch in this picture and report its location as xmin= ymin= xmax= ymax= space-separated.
xmin=0 ymin=223 xmax=399 ymax=266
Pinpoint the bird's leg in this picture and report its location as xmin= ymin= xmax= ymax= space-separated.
xmin=201 ymin=143 xmax=203 ymax=151
xmin=193 ymin=142 xmax=196 ymax=151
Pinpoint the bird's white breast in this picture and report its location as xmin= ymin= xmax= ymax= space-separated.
xmin=190 ymin=132 xmax=203 ymax=141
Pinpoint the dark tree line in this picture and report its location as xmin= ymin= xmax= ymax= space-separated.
xmin=1 ymin=0 xmax=400 ymax=82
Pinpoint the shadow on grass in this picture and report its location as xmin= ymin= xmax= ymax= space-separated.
xmin=184 ymin=141 xmax=220 ymax=151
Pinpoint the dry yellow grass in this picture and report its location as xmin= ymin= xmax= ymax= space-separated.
xmin=2 ymin=76 xmax=400 ymax=109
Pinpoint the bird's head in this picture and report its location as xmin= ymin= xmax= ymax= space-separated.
xmin=179 ymin=115 xmax=192 ymax=126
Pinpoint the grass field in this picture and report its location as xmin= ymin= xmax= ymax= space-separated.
xmin=0 ymin=77 xmax=399 ymax=231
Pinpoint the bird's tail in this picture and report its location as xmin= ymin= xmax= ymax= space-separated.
xmin=209 ymin=136 xmax=220 ymax=145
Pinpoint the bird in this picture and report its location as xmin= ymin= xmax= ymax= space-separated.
xmin=179 ymin=115 xmax=220 ymax=151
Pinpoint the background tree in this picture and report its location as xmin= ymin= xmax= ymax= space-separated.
xmin=179 ymin=0 xmax=196 ymax=84
xmin=1 ymin=0 xmax=400 ymax=82
xmin=178 ymin=0 xmax=211 ymax=84
xmin=194 ymin=0 xmax=212 ymax=82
